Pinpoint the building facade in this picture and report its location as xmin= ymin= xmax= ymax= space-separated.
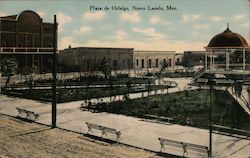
xmin=133 ymin=50 xmax=179 ymax=75
xmin=0 ymin=10 xmax=55 ymax=73
xmin=58 ymin=47 xmax=181 ymax=75
xmin=58 ymin=47 xmax=134 ymax=72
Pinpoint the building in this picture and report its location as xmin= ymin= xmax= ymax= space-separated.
xmin=183 ymin=51 xmax=206 ymax=66
xmin=58 ymin=47 xmax=134 ymax=72
xmin=58 ymin=47 xmax=180 ymax=75
xmin=133 ymin=50 xmax=179 ymax=75
xmin=0 ymin=10 xmax=55 ymax=73
xmin=58 ymin=47 xmax=182 ymax=74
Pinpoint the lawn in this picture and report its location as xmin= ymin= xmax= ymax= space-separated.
xmin=92 ymin=89 xmax=250 ymax=131
xmin=4 ymin=84 xmax=171 ymax=103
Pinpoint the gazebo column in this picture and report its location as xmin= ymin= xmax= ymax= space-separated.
xmin=212 ymin=51 xmax=215 ymax=70
xmin=205 ymin=51 xmax=208 ymax=70
xmin=226 ymin=49 xmax=230 ymax=71
xmin=210 ymin=50 xmax=212 ymax=70
xmin=243 ymin=48 xmax=245 ymax=70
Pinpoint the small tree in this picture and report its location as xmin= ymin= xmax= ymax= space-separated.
xmin=99 ymin=57 xmax=111 ymax=80
xmin=126 ymin=80 xmax=132 ymax=94
xmin=109 ymin=77 xmax=113 ymax=102
xmin=181 ymin=53 xmax=195 ymax=73
xmin=159 ymin=61 xmax=169 ymax=75
xmin=0 ymin=57 xmax=18 ymax=89
xmin=147 ymin=79 xmax=151 ymax=97
xmin=19 ymin=66 xmax=39 ymax=91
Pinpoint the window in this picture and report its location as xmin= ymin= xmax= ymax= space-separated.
xmin=33 ymin=59 xmax=40 ymax=68
xmin=141 ymin=59 xmax=144 ymax=68
xmin=2 ymin=41 xmax=7 ymax=47
xmin=19 ymin=43 xmax=23 ymax=47
xmin=87 ymin=60 xmax=90 ymax=71
xmin=123 ymin=60 xmax=126 ymax=66
xmin=136 ymin=59 xmax=139 ymax=66
xmin=48 ymin=59 xmax=53 ymax=68
xmin=148 ymin=59 xmax=152 ymax=68
xmin=113 ymin=60 xmax=118 ymax=69
xmin=127 ymin=59 xmax=131 ymax=69
xmin=169 ymin=58 xmax=172 ymax=67
xmin=177 ymin=58 xmax=180 ymax=63
xmin=155 ymin=59 xmax=158 ymax=67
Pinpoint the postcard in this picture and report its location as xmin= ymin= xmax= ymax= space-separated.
xmin=0 ymin=0 xmax=249 ymax=158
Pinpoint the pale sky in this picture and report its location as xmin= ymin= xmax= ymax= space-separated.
xmin=0 ymin=0 xmax=249 ymax=52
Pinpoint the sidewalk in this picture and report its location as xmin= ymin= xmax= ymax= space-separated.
xmin=0 ymin=94 xmax=249 ymax=158
xmin=0 ymin=114 xmax=160 ymax=158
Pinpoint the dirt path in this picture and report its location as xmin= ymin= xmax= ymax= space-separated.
xmin=0 ymin=114 xmax=160 ymax=158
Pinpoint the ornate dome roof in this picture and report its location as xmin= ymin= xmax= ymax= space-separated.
xmin=207 ymin=26 xmax=248 ymax=48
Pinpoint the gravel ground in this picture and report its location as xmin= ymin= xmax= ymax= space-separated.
xmin=0 ymin=114 xmax=161 ymax=158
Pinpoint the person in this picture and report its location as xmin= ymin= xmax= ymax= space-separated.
xmin=88 ymin=101 xmax=92 ymax=111
xmin=186 ymin=117 xmax=193 ymax=126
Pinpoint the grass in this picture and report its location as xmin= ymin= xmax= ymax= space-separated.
xmin=3 ymin=85 xmax=171 ymax=103
xmin=93 ymin=89 xmax=250 ymax=131
xmin=3 ymin=81 xmax=249 ymax=131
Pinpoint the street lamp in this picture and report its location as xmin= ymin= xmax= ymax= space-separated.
xmin=208 ymin=74 xmax=214 ymax=157
xmin=52 ymin=15 xmax=57 ymax=128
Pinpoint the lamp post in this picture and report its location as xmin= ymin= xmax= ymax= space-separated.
xmin=208 ymin=75 xmax=213 ymax=157
xmin=52 ymin=15 xmax=57 ymax=128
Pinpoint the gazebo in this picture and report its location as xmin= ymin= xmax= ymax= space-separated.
xmin=193 ymin=25 xmax=250 ymax=116
xmin=204 ymin=25 xmax=250 ymax=76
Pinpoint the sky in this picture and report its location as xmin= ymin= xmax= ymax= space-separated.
xmin=0 ymin=0 xmax=249 ymax=52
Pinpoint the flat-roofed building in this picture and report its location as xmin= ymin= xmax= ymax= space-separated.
xmin=58 ymin=47 xmax=182 ymax=75
xmin=58 ymin=47 xmax=134 ymax=72
xmin=133 ymin=50 xmax=178 ymax=75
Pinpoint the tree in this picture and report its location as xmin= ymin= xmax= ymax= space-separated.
xmin=109 ymin=77 xmax=113 ymax=102
xmin=181 ymin=53 xmax=195 ymax=73
xmin=0 ymin=57 xmax=18 ymax=89
xmin=147 ymin=79 xmax=151 ymax=97
xmin=126 ymin=79 xmax=132 ymax=94
xmin=19 ymin=66 xmax=39 ymax=91
xmin=159 ymin=61 xmax=169 ymax=75
xmin=99 ymin=57 xmax=111 ymax=80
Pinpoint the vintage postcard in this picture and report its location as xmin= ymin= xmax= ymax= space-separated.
xmin=0 ymin=0 xmax=249 ymax=157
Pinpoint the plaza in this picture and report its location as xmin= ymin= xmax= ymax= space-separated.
xmin=0 ymin=4 xmax=250 ymax=158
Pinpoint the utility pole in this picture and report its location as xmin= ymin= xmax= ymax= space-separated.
xmin=52 ymin=15 xmax=57 ymax=128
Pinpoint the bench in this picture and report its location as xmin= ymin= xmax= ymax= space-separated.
xmin=158 ymin=138 xmax=209 ymax=157
xmin=16 ymin=107 xmax=39 ymax=121
xmin=144 ymin=114 xmax=174 ymax=123
xmin=86 ymin=122 xmax=121 ymax=141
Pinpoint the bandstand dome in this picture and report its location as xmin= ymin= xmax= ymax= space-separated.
xmin=207 ymin=26 xmax=249 ymax=48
